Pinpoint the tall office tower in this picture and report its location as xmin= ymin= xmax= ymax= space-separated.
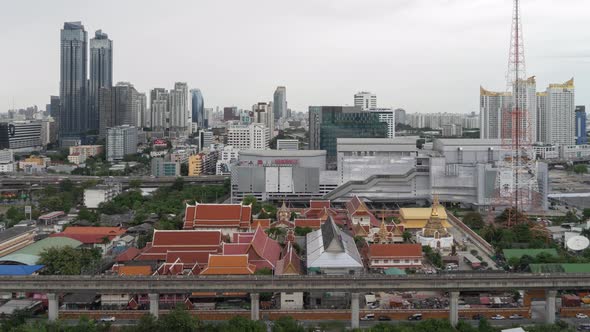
xmin=542 ymin=79 xmax=575 ymax=146
xmin=308 ymin=106 xmax=388 ymax=165
xmin=203 ymin=108 xmax=212 ymax=128
xmin=576 ymin=106 xmax=587 ymax=145
xmin=49 ymin=96 xmax=60 ymax=119
xmin=89 ymin=30 xmax=113 ymax=131
xmin=354 ymin=91 xmax=377 ymax=110
xmin=536 ymin=92 xmax=548 ymax=143
xmin=136 ymin=93 xmax=147 ymax=128
xmin=253 ymin=102 xmax=275 ymax=138
xmin=364 ymin=108 xmax=395 ymax=138
xmin=59 ymin=21 xmax=88 ymax=139
xmin=479 ymin=87 xmax=511 ymax=139
xmin=394 ymin=108 xmax=406 ymax=125
xmin=98 ymin=82 xmax=139 ymax=138
xmin=273 ymin=86 xmax=287 ymax=120
xmin=169 ymin=82 xmax=189 ymax=135
xmin=223 ymin=107 xmax=239 ymax=121
xmin=190 ymin=89 xmax=204 ymax=128
xmin=150 ymin=88 xmax=169 ymax=131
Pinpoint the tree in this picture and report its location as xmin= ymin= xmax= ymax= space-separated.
xmin=77 ymin=207 xmax=98 ymax=223
xmin=38 ymin=246 xmax=101 ymax=275
xmin=266 ymin=227 xmax=286 ymax=240
xmin=254 ymin=267 xmax=272 ymax=275
xmin=583 ymin=208 xmax=590 ymax=220
xmin=218 ymin=316 xmax=266 ymax=332
xmin=294 ymin=226 xmax=313 ymax=237
xmin=171 ymin=177 xmax=185 ymax=191
xmin=463 ymin=211 xmax=484 ymax=230
xmin=6 ymin=206 xmax=25 ymax=222
xmin=402 ymin=230 xmax=412 ymax=242
xmin=272 ymin=316 xmax=304 ymax=332
xmin=129 ymin=179 xmax=142 ymax=189
xmin=157 ymin=306 xmax=201 ymax=332
xmin=574 ymin=164 xmax=588 ymax=175
xmin=242 ymin=195 xmax=261 ymax=215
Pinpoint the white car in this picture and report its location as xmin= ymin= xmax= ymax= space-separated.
xmin=509 ymin=314 xmax=524 ymax=319
xmin=99 ymin=316 xmax=116 ymax=322
xmin=577 ymin=313 xmax=589 ymax=319
xmin=491 ymin=314 xmax=505 ymax=320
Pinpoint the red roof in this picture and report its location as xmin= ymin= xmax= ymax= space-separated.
xmin=275 ymin=242 xmax=302 ymax=275
xmin=250 ymin=226 xmax=281 ymax=269
xmin=294 ymin=218 xmax=321 ymax=229
xmin=63 ymin=226 xmax=126 ymax=236
xmin=310 ymin=200 xmax=331 ymax=209
xmin=223 ymin=226 xmax=281 ymax=270
xmin=345 ymin=196 xmax=379 ymax=227
xmin=183 ymin=203 xmax=252 ymax=229
xmin=232 ymin=232 xmax=255 ymax=243
xmin=223 ymin=243 xmax=250 ymax=255
xmin=116 ymin=247 xmax=141 ymax=262
xmin=368 ymin=244 xmax=423 ymax=259
xmin=251 ymin=219 xmax=271 ymax=230
xmin=200 ymin=255 xmax=256 ymax=275
xmin=135 ymin=230 xmax=222 ymax=261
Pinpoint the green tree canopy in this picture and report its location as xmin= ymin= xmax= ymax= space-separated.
xmin=38 ymin=246 xmax=101 ymax=275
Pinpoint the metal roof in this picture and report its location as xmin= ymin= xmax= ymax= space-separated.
xmin=306 ymin=219 xmax=363 ymax=269
xmin=0 ymin=237 xmax=83 ymax=265
xmin=0 ymin=227 xmax=35 ymax=243
xmin=0 ymin=265 xmax=44 ymax=275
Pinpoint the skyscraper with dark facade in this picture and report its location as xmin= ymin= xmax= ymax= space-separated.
xmin=576 ymin=106 xmax=587 ymax=145
xmin=191 ymin=89 xmax=204 ymax=127
xmin=99 ymin=82 xmax=138 ymax=138
xmin=273 ymin=86 xmax=287 ymax=120
xmin=89 ymin=30 xmax=113 ymax=132
xmin=59 ymin=21 xmax=88 ymax=139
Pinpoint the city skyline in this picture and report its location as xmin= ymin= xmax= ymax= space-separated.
xmin=1 ymin=0 xmax=589 ymax=114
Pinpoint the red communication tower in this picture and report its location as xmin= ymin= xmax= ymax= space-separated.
xmin=488 ymin=0 xmax=543 ymax=227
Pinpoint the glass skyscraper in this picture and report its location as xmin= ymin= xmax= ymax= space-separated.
xmin=59 ymin=21 xmax=87 ymax=138
xmin=576 ymin=106 xmax=587 ymax=145
xmin=190 ymin=89 xmax=204 ymax=127
xmin=273 ymin=86 xmax=287 ymax=120
xmin=89 ymin=30 xmax=113 ymax=132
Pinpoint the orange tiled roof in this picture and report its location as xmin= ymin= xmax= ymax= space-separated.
xmin=63 ymin=226 xmax=126 ymax=236
xmin=118 ymin=265 xmax=152 ymax=276
xmin=183 ymin=203 xmax=252 ymax=229
xmin=252 ymin=219 xmax=271 ymax=230
xmin=200 ymin=254 xmax=256 ymax=275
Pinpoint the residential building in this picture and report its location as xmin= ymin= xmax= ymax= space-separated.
xmin=559 ymin=144 xmax=590 ymax=160
xmin=49 ymin=96 xmax=60 ymax=120
xmin=576 ymin=106 xmax=587 ymax=145
xmin=150 ymin=157 xmax=180 ymax=177
xmin=183 ymin=202 xmax=251 ymax=236
xmin=442 ymin=124 xmax=463 ymax=137
xmin=542 ymin=78 xmax=575 ymax=146
xmin=394 ymin=108 xmax=406 ymax=125
xmin=169 ymin=82 xmax=189 ymax=135
xmin=106 ymin=125 xmax=137 ymax=161
xmin=69 ymin=145 xmax=104 ymax=158
xmin=198 ymin=130 xmax=213 ymax=151
xmin=0 ymin=149 xmax=14 ymax=173
xmin=191 ymin=89 xmax=205 ymax=128
xmin=273 ymin=86 xmax=287 ymax=120
xmin=228 ymin=123 xmax=269 ymax=150
xmin=150 ymin=88 xmax=168 ymax=131
xmin=136 ymin=93 xmax=147 ymax=128
xmin=89 ymin=30 xmax=113 ymax=131
xmin=67 ymin=153 xmax=86 ymax=165
xmin=354 ymin=91 xmax=377 ymax=110
xmin=60 ymin=21 xmax=88 ymax=139
xmin=0 ymin=227 xmax=36 ymax=257
xmin=51 ymin=226 xmax=126 ymax=255
xmin=367 ymin=244 xmax=423 ymax=269
xmin=84 ymin=183 xmax=122 ymax=209
xmin=253 ymin=102 xmax=275 ymax=138
xmin=276 ymin=139 xmax=299 ymax=150
xmin=479 ymin=86 xmax=511 ymax=139
xmin=216 ymin=145 xmax=239 ymax=175
xmin=223 ymin=107 xmax=239 ymax=121
xmin=0 ymin=121 xmax=43 ymax=151
xmin=188 ymin=151 xmax=218 ymax=176
xmin=308 ymin=106 xmax=388 ymax=165
xmin=99 ymin=82 xmax=139 ymax=138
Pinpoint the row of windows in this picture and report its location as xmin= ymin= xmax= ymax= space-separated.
xmin=372 ymin=259 xmax=420 ymax=264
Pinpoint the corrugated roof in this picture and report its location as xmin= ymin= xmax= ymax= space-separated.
xmin=0 ymin=237 xmax=82 ymax=265
xmin=306 ymin=219 xmax=363 ymax=269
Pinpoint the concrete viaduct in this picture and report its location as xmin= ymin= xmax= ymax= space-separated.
xmin=1 ymin=273 xmax=588 ymax=328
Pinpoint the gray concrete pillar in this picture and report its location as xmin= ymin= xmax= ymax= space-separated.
xmin=545 ymin=290 xmax=557 ymax=324
xmin=250 ymin=293 xmax=260 ymax=321
xmin=351 ymin=292 xmax=360 ymax=329
xmin=149 ymin=293 xmax=159 ymax=318
xmin=47 ymin=293 xmax=58 ymax=321
xmin=449 ymin=291 xmax=459 ymax=327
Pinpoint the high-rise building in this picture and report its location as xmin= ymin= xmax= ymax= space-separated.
xmin=198 ymin=130 xmax=213 ymax=151
xmin=575 ymin=105 xmax=587 ymax=145
xmin=190 ymin=89 xmax=204 ymax=128
xmin=89 ymin=30 xmax=113 ymax=131
xmin=536 ymin=92 xmax=548 ymax=143
xmin=223 ymin=107 xmax=239 ymax=122
xmin=308 ymin=106 xmax=388 ymax=165
xmin=354 ymin=92 xmax=377 ymax=110
xmin=151 ymin=157 xmax=180 ymax=177
xmin=106 ymin=125 xmax=138 ymax=161
xmin=150 ymin=88 xmax=168 ymax=131
xmin=394 ymin=108 xmax=406 ymax=125
xmin=136 ymin=93 xmax=147 ymax=128
xmin=169 ymin=82 xmax=189 ymax=135
xmin=59 ymin=21 xmax=88 ymax=139
xmin=364 ymin=108 xmax=395 ymax=138
xmin=273 ymin=86 xmax=287 ymax=120
xmin=0 ymin=121 xmax=43 ymax=151
xmin=228 ymin=123 xmax=269 ymax=150
xmin=49 ymin=96 xmax=60 ymax=119
xmin=99 ymin=82 xmax=139 ymax=138
xmin=479 ymin=86 xmax=511 ymax=139
xmin=543 ymin=78 xmax=575 ymax=146
xmin=253 ymin=102 xmax=275 ymax=138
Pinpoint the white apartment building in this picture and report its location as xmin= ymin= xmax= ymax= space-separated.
xmin=106 ymin=125 xmax=138 ymax=161
xmin=543 ymin=79 xmax=575 ymax=146
xmin=479 ymin=86 xmax=511 ymax=139
xmin=84 ymin=183 xmax=122 ymax=209
xmin=253 ymin=102 xmax=275 ymax=138
xmin=216 ymin=145 xmax=240 ymax=175
xmin=169 ymin=82 xmax=189 ymax=135
xmin=228 ymin=123 xmax=269 ymax=150
xmin=354 ymin=91 xmax=377 ymax=110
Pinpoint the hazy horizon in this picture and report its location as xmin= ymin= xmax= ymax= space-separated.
xmin=1 ymin=0 xmax=589 ymax=114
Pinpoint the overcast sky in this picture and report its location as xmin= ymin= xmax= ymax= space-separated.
xmin=1 ymin=0 xmax=589 ymax=114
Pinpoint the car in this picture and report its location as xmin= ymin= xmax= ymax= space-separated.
xmin=509 ymin=314 xmax=524 ymax=319
xmin=360 ymin=314 xmax=375 ymax=321
xmin=491 ymin=314 xmax=505 ymax=320
xmin=378 ymin=316 xmax=392 ymax=321
xmin=369 ymin=303 xmax=380 ymax=309
xmin=472 ymin=314 xmax=483 ymax=320
xmin=578 ymin=323 xmax=590 ymax=331
xmin=99 ymin=316 xmax=116 ymax=322
xmin=577 ymin=313 xmax=589 ymax=319
xmin=408 ymin=313 xmax=423 ymax=321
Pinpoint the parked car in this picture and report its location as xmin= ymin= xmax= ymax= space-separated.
xmin=491 ymin=314 xmax=505 ymax=320
xmin=378 ymin=316 xmax=392 ymax=321
xmin=408 ymin=313 xmax=423 ymax=321
xmin=360 ymin=314 xmax=375 ymax=321
xmin=509 ymin=314 xmax=524 ymax=319
xmin=578 ymin=323 xmax=590 ymax=331
xmin=99 ymin=316 xmax=116 ymax=322
xmin=577 ymin=313 xmax=589 ymax=319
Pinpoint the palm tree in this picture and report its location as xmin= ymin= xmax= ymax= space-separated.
xmin=402 ymin=231 xmax=412 ymax=243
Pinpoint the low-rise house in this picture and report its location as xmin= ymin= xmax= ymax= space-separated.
xmin=51 ymin=226 xmax=126 ymax=255
xmin=367 ymin=244 xmax=423 ymax=269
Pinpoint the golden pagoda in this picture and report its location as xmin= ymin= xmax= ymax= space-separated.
xmin=421 ymin=195 xmax=450 ymax=239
